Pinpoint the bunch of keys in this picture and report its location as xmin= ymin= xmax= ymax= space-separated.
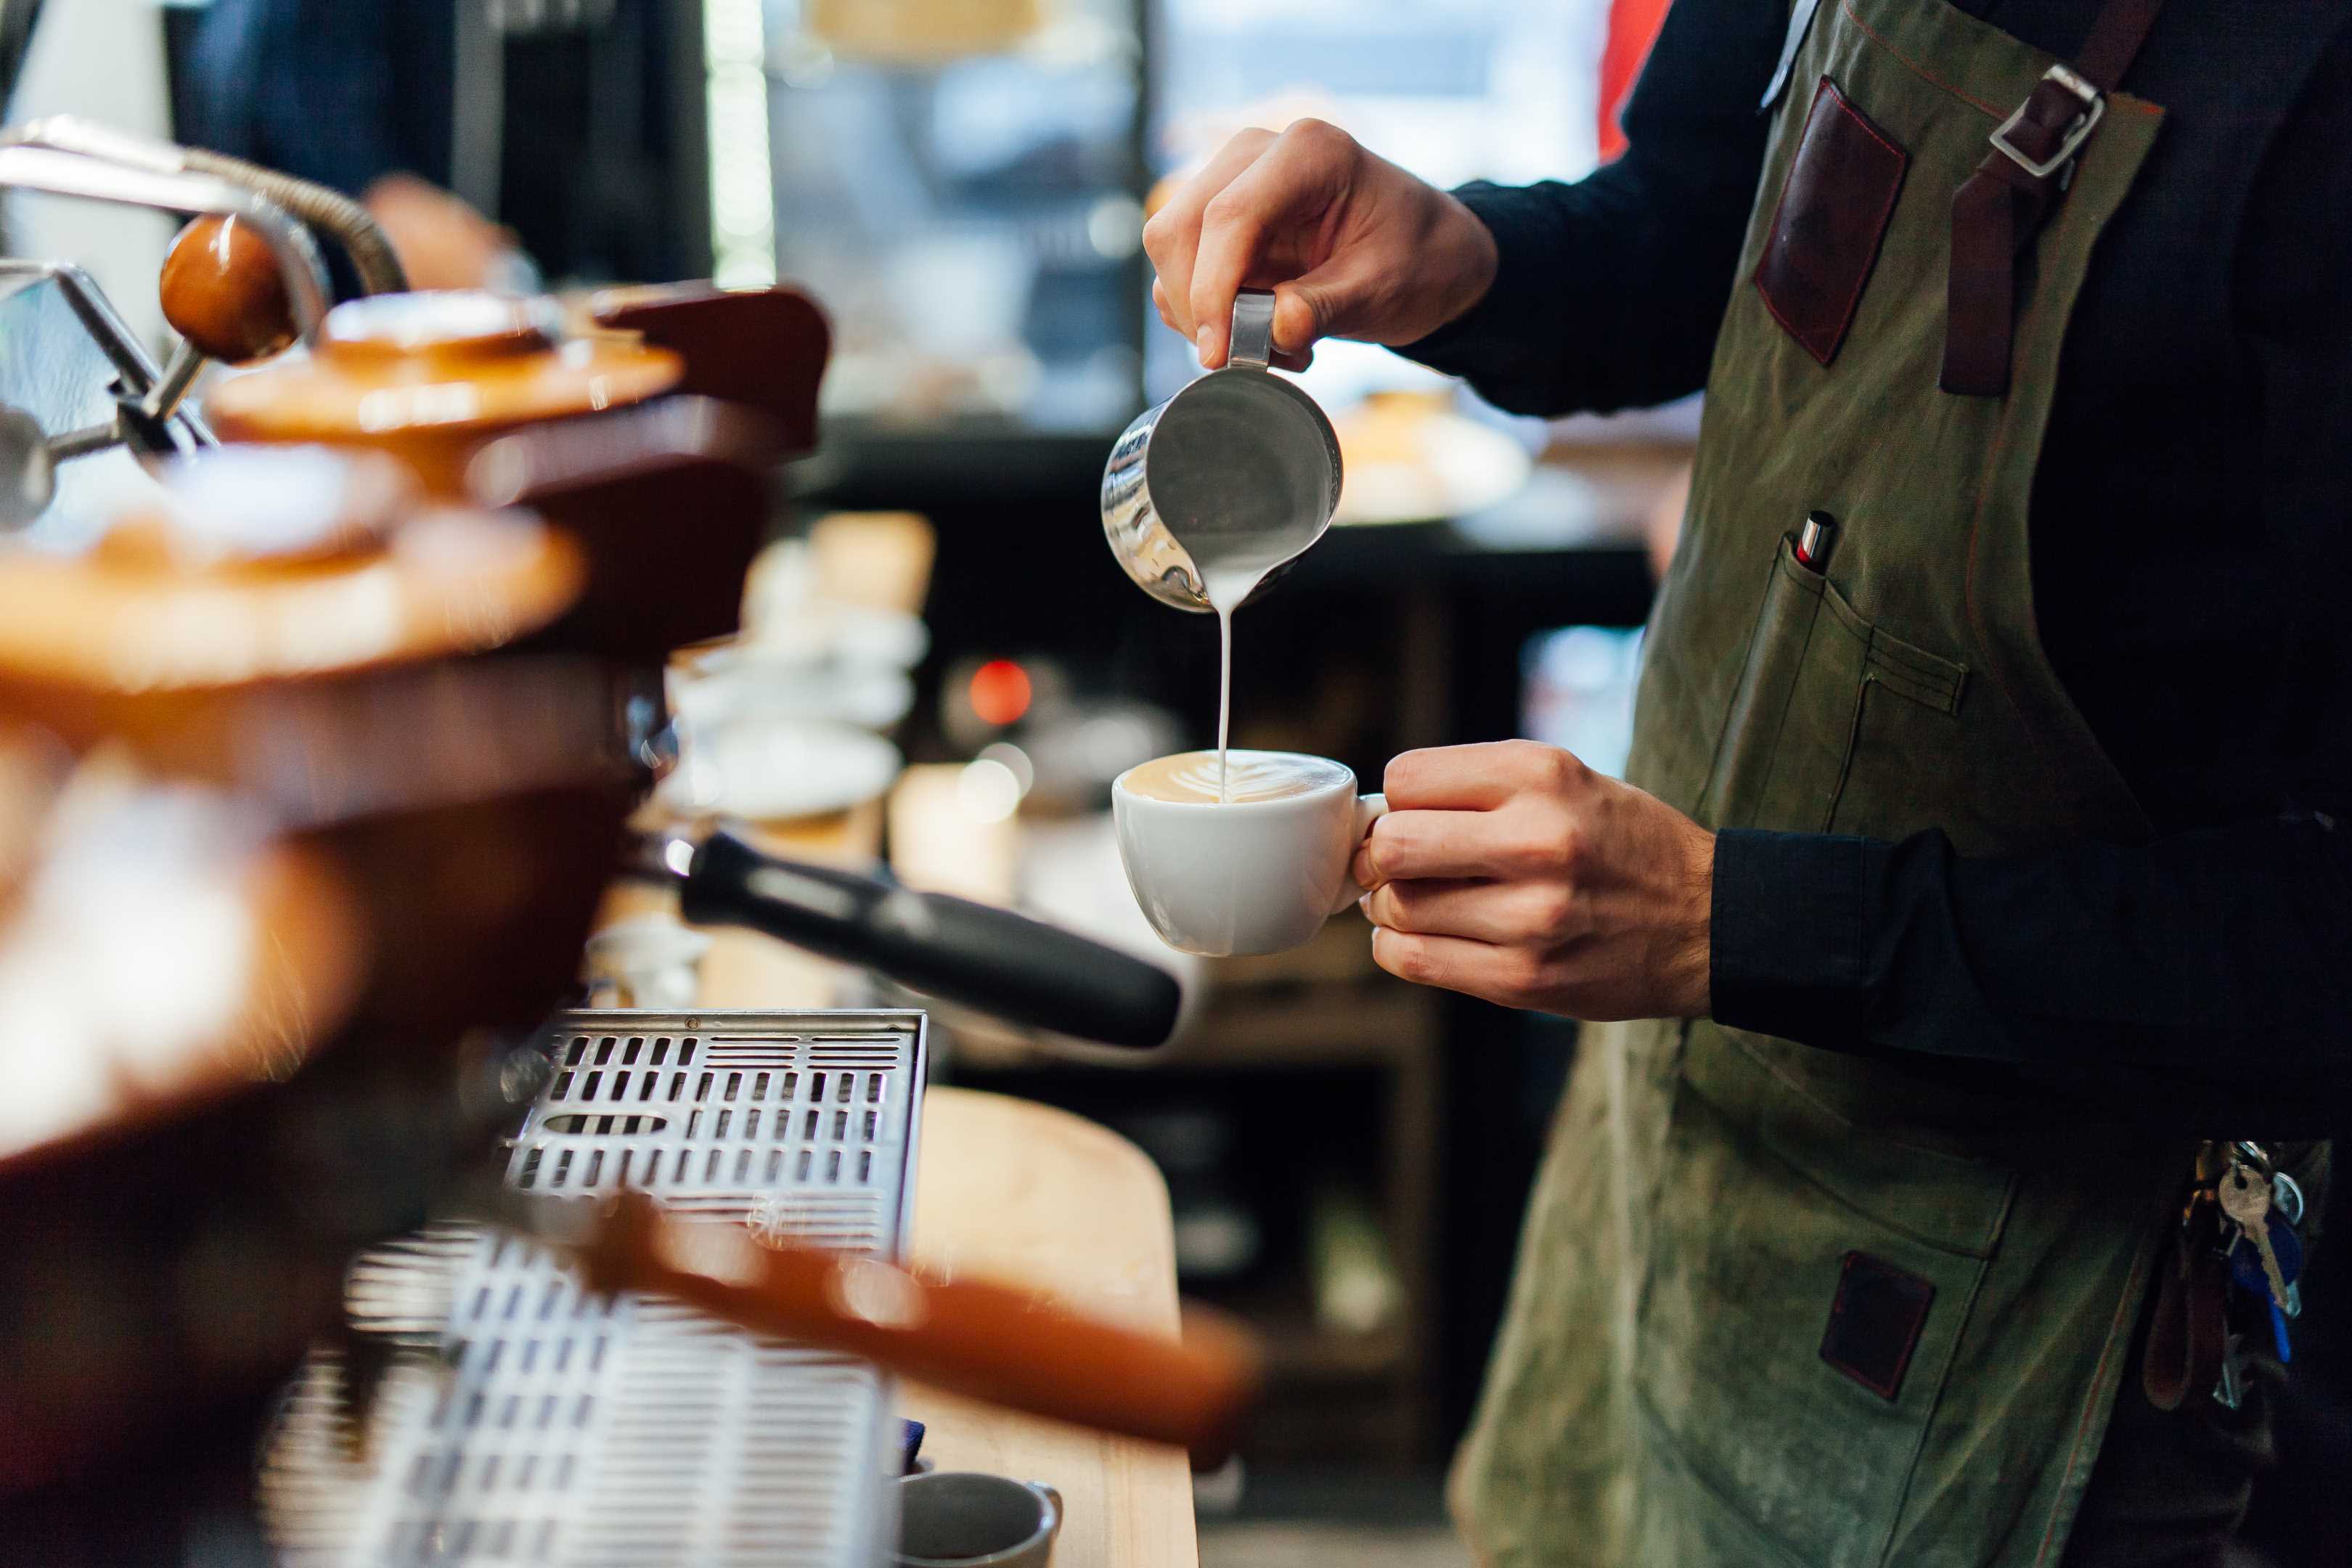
xmin=2206 ymin=1140 xmax=2306 ymax=1408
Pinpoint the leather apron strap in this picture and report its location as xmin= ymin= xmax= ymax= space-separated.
xmin=1941 ymin=0 xmax=2168 ymax=396
xmin=2141 ymin=1189 xmax=2229 ymax=1410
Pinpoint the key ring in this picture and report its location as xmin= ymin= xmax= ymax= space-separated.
xmin=2271 ymin=1171 xmax=2306 ymax=1228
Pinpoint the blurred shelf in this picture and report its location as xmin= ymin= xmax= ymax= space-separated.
xmin=1206 ymin=912 xmax=1384 ymax=987
xmin=1188 ymin=1285 xmax=1411 ymax=1384
xmin=1199 ymin=1270 xmax=1425 ymax=1467
xmin=1283 ymin=446 xmax=1684 ymax=593
xmin=1181 ymin=984 xmax=1440 ymax=1070
xmin=800 ymin=429 xmax=1129 ymax=508
xmin=1260 ymin=1317 xmax=1413 ymax=1383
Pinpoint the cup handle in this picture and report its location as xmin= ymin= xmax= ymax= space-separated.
xmin=1228 ymin=289 xmax=1275 ymax=372
xmin=1032 ymin=1482 xmax=1063 ymax=1538
xmin=1330 ymin=792 xmax=1389 ymax=916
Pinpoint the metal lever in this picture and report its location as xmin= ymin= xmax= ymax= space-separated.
xmin=0 ymin=144 xmax=330 ymax=348
xmin=0 ymin=136 xmax=337 ymax=526
xmin=634 ymin=829 xmax=1183 ymax=1049
xmin=0 ymin=403 xmax=121 ymax=529
xmin=5 ymin=116 xmax=404 ymax=296
xmin=0 ymin=258 xmax=217 ymax=530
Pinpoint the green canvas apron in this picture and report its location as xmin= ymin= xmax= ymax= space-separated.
xmin=1450 ymin=4 xmax=2196 ymax=1564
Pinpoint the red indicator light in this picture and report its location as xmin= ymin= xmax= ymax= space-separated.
xmin=968 ymin=659 xmax=1032 ymax=727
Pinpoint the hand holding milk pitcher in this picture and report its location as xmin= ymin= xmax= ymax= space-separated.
xmin=1102 ymin=288 xmax=1381 ymax=957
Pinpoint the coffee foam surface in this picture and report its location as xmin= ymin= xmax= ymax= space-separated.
xmin=1121 ymin=749 xmax=1347 ymax=804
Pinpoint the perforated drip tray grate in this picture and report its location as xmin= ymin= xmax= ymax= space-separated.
xmin=260 ymin=1010 xmax=927 ymax=1568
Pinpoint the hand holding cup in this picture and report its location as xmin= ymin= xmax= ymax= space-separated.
xmin=1354 ymin=740 xmax=1715 ymax=1020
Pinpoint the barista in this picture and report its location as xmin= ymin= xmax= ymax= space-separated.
xmin=1144 ymin=2 xmax=2352 ymax=1565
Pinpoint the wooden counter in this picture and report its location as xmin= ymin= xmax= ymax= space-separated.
xmin=903 ymin=1087 xmax=1200 ymax=1568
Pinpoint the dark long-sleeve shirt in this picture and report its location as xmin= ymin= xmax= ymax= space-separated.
xmin=1403 ymin=0 xmax=2352 ymax=1119
xmin=169 ymin=0 xmax=454 ymax=203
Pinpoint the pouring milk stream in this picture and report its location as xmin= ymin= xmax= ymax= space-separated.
xmin=1202 ymin=550 xmax=1291 ymax=798
xmin=1099 ymin=289 xmax=1345 ymax=796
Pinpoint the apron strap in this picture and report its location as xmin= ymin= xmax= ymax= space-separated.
xmin=1940 ymin=0 xmax=2167 ymax=396
xmin=2142 ymin=1189 xmax=2228 ymax=1412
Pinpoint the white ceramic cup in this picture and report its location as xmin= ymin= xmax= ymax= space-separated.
xmin=1111 ymin=750 xmax=1387 ymax=957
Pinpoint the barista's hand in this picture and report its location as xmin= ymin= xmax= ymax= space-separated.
xmin=1354 ymin=741 xmax=1715 ymax=1021
xmin=363 ymin=173 xmax=521 ymax=293
xmin=1143 ymin=120 xmax=1498 ymax=371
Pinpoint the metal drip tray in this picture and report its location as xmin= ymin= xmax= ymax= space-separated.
xmin=261 ymin=1010 xmax=927 ymax=1567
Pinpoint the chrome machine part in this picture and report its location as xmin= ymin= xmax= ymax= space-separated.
xmin=0 ymin=133 xmax=337 ymax=534
xmin=0 ymin=396 xmax=115 ymax=527
xmin=261 ymin=1009 xmax=926 ymax=1568
xmin=1101 ymin=287 xmax=1343 ymax=613
xmin=0 ymin=141 xmax=331 ymax=346
xmin=6 ymin=115 xmax=404 ymax=295
xmin=0 ymin=402 xmax=54 ymax=527
xmin=0 ymin=258 xmax=209 ymax=542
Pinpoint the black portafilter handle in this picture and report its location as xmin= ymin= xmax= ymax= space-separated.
xmin=674 ymin=830 xmax=1182 ymax=1049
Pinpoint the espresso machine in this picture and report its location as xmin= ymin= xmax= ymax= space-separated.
xmin=0 ymin=126 xmax=1240 ymax=1564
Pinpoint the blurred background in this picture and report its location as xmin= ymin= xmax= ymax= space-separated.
xmin=3 ymin=2 xmax=2339 ymax=1566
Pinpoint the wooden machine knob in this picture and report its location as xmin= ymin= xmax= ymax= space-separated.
xmin=160 ymin=215 xmax=298 ymax=363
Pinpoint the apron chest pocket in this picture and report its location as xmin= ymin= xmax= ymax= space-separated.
xmin=1754 ymin=76 xmax=1910 ymax=367
xmin=1696 ymin=534 xmax=1966 ymax=835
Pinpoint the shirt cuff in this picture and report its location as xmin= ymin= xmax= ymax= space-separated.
xmin=1391 ymin=183 xmax=1559 ymax=377
xmin=1709 ymin=828 xmax=1880 ymax=1050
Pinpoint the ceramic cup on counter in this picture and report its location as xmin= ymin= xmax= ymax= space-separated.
xmin=581 ymin=914 xmax=712 ymax=1010
xmin=896 ymin=1471 xmax=1063 ymax=1568
xmin=654 ymin=711 xmax=903 ymax=866
xmin=1111 ymin=749 xmax=1386 ymax=957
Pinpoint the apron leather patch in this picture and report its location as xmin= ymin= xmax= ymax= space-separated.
xmin=1821 ymin=1250 xmax=1935 ymax=1400
xmin=1754 ymin=77 xmax=1908 ymax=367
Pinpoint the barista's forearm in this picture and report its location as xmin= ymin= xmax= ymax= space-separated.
xmin=1395 ymin=0 xmax=1784 ymax=415
xmin=1709 ymin=816 xmax=2352 ymax=1087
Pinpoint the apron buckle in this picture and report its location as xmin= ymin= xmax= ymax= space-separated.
xmin=1988 ymin=65 xmax=2104 ymax=181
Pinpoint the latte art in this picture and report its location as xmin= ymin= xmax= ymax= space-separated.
xmin=1121 ymin=749 xmax=1348 ymax=805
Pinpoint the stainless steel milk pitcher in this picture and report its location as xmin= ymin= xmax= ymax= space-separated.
xmin=1101 ymin=289 xmax=1343 ymax=612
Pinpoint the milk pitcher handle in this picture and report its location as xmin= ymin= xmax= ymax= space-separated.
xmin=1228 ymin=288 xmax=1276 ymax=372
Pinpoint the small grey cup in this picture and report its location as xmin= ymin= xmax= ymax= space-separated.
xmin=895 ymin=1471 xmax=1063 ymax=1568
